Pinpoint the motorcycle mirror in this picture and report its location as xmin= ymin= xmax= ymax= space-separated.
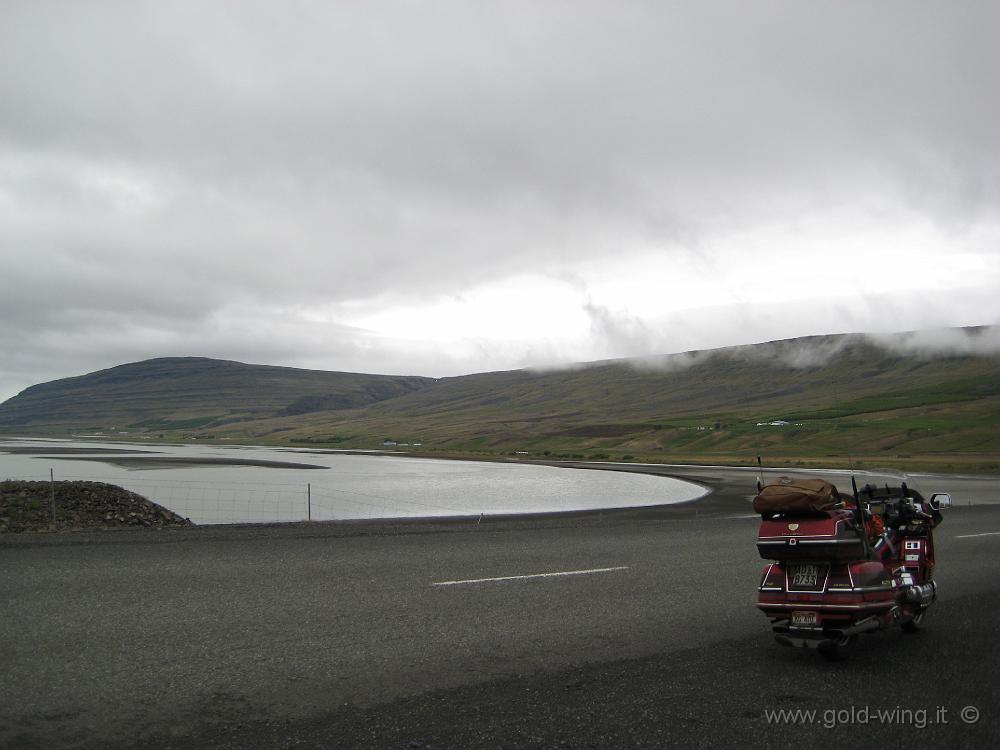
xmin=930 ymin=493 xmax=952 ymax=509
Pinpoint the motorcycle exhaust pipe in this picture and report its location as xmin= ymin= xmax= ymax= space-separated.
xmin=904 ymin=581 xmax=937 ymax=607
xmin=829 ymin=616 xmax=881 ymax=640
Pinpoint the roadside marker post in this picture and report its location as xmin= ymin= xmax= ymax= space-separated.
xmin=49 ymin=468 xmax=56 ymax=526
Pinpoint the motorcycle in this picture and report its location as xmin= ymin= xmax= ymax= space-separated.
xmin=754 ymin=470 xmax=951 ymax=659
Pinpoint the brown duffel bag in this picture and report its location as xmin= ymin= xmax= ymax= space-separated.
xmin=752 ymin=476 xmax=843 ymax=514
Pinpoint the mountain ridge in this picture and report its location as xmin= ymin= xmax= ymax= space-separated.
xmin=3 ymin=331 xmax=999 ymax=470
xmin=0 ymin=356 xmax=435 ymax=430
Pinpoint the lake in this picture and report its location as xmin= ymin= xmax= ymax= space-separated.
xmin=0 ymin=438 xmax=707 ymax=524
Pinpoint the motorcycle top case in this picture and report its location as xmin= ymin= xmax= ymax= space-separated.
xmin=757 ymin=509 xmax=866 ymax=562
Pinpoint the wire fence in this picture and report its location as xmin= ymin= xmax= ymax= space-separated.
xmin=5 ymin=469 xmax=479 ymax=525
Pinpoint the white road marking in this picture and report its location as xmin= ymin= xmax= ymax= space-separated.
xmin=432 ymin=566 xmax=630 ymax=587
xmin=955 ymin=531 xmax=1000 ymax=539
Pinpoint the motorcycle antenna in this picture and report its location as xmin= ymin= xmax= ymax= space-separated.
xmin=848 ymin=454 xmax=870 ymax=553
xmin=756 ymin=455 xmax=764 ymax=493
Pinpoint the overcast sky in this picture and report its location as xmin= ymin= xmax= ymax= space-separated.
xmin=2 ymin=1 xmax=998 ymax=401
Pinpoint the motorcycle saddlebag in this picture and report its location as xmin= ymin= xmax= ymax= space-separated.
xmin=752 ymin=476 xmax=842 ymax=515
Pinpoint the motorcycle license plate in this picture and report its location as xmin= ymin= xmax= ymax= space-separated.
xmin=791 ymin=564 xmax=819 ymax=587
xmin=792 ymin=611 xmax=818 ymax=626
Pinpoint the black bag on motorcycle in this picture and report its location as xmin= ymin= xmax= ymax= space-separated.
xmin=752 ymin=476 xmax=843 ymax=515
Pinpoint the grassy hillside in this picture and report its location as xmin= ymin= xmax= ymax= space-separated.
xmin=3 ymin=336 xmax=1000 ymax=472
xmin=0 ymin=357 xmax=434 ymax=433
xmin=205 ymin=335 xmax=1000 ymax=471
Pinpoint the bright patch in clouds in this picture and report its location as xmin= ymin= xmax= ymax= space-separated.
xmin=340 ymin=205 xmax=1000 ymax=363
xmin=348 ymin=276 xmax=587 ymax=343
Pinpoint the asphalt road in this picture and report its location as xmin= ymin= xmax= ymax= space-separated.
xmin=2 ymin=466 xmax=998 ymax=749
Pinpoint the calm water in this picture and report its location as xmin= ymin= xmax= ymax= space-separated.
xmin=0 ymin=438 xmax=706 ymax=524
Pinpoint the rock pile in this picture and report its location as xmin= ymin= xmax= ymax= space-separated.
xmin=0 ymin=480 xmax=194 ymax=532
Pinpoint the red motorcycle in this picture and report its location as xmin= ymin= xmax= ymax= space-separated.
xmin=754 ymin=472 xmax=951 ymax=659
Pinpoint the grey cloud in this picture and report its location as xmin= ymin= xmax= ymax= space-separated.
xmin=620 ymin=326 xmax=1000 ymax=379
xmin=4 ymin=2 xmax=997 ymax=216
xmin=1 ymin=1 xmax=999 ymax=399
xmin=612 ymin=284 xmax=1000 ymax=373
xmin=866 ymin=326 xmax=1000 ymax=357
xmin=583 ymin=300 xmax=655 ymax=359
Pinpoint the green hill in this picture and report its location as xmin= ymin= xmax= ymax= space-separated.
xmin=3 ymin=334 xmax=1000 ymax=471
xmin=0 ymin=357 xmax=434 ymax=433
xmin=231 ymin=334 xmax=1000 ymax=470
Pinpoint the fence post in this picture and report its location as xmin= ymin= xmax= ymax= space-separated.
xmin=49 ymin=468 xmax=56 ymax=526
xmin=307 ymin=483 xmax=311 ymax=521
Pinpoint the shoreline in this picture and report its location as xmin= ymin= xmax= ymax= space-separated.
xmin=3 ymin=438 xmax=994 ymax=540
xmin=0 ymin=457 xmax=743 ymax=545
xmin=5 ymin=432 xmax=1000 ymax=475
